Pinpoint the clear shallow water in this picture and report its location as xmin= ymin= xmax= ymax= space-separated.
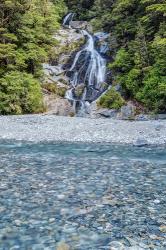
xmin=0 ymin=141 xmax=166 ymax=250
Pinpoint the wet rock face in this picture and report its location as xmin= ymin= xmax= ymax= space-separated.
xmin=43 ymin=28 xmax=85 ymax=83
xmin=74 ymin=84 xmax=85 ymax=99
xmin=42 ymin=28 xmax=85 ymax=115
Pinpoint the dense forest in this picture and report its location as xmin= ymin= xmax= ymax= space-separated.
xmin=0 ymin=0 xmax=66 ymax=114
xmin=0 ymin=0 xmax=166 ymax=114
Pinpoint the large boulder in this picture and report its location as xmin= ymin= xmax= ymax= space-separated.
xmin=70 ymin=21 xmax=93 ymax=32
xmin=87 ymin=101 xmax=118 ymax=119
xmin=43 ymin=94 xmax=74 ymax=116
xmin=97 ymin=109 xmax=118 ymax=118
xmin=118 ymin=102 xmax=136 ymax=120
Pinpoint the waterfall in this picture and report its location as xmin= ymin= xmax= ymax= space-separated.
xmin=69 ymin=30 xmax=106 ymax=88
xmin=63 ymin=14 xmax=109 ymax=115
xmin=63 ymin=13 xmax=75 ymax=27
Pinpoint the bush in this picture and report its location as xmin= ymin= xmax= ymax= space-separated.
xmin=97 ymin=87 xmax=125 ymax=110
xmin=136 ymin=68 xmax=166 ymax=112
xmin=0 ymin=71 xmax=44 ymax=115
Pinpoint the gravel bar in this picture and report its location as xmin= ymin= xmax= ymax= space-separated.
xmin=0 ymin=114 xmax=166 ymax=145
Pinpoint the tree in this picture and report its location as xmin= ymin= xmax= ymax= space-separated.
xmin=0 ymin=0 xmax=66 ymax=114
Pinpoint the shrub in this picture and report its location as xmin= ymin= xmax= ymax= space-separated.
xmin=0 ymin=71 xmax=44 ymax=115
xmin=136 ymin=68 xmax=166 ymax=112
xmin=97 ymin=87 xmax=125 ymax=110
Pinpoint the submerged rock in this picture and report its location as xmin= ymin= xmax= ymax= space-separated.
xmin=57 ymin=242 xmax=70 ymax=250
xmin=134 ymin=138 xmax=148 ymax=147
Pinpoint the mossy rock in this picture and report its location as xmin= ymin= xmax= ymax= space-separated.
xmin=97 ymin=87 xmax=125 ymax=110
xmin=43 ymin=82 xmax=67 ymax=97
xmin=50 ymin=38 xmax=85 ymax=61
xmin=74 ymin=84 xmax=85 ymax=98
xmin=101 ymin=82 xmax=109 ymax=89
xmin=69 ymin=112 xmax=75 ymax=117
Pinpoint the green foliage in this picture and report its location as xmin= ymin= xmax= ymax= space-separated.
xmin=72 ymin=0 xmax=165 ymax=112
xmin=136 ymin=67 xmax=166 ymax=112
xmin=109 ymin=48 xmax=133 ymax=72
xmin=64 ymin=0 xmax=94 ymax=19
xmin=0 ymin=0 xmax=66 ymax=114
xmin=0 ymin=71 xmax=44 ymax=114
xmin=97 ymin=88 xmax=125 ymax=110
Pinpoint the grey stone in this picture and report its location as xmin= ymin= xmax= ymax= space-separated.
xmin=134 ymin=138 xmax=148 ymax=147
xmin=70 ymin=21 xmax=92 ymax=32
xmin=118 ymin=102 xmax=136 ymax=120
xmin=43 ymin=95 xmax=74 ymax=116
xmin=0 ymin=115 xmax=166 ymax=145
xmin=114 ymin=84 xmax=122 ymax=93
xmin=98 ymin=109 xmax=118 ymax=118
xmin=43 ymin=64 xmax=64 ymax=76
xmin=135 ymin=114 xmax=151 ymax=121
xmin=156 ymin=114 xmax=166 ymax=120
xmin=155 ymin=125 xmax=164 ymax=131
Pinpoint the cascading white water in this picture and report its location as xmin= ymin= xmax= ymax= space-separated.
xmin=63 ymin=13 xmax=109 ymax=115
xmin=69 ymin=30 xmax=106 ymax=88
xmin=63 ymin=13 xmax=75 ymax=27
xmin=66 ymin=30 xmax=107 ymax=109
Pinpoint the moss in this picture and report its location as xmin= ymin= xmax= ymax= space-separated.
xmin=101 ymin=82 xmax=109 ymax=89
xmin=69 ymin=112 xmax=75 ymax=117
xmin=56 ymin=87 xmax=67 ymax=98
xmin=97 ymin=87 xmax=125 ymax=110
xmin=74 ymin=84 xmax=85 ymax=97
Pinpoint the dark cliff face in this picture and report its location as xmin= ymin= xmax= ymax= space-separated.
xmin=64 ymin=0 xmax=95 ymax=20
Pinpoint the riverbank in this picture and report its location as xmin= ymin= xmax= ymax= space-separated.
xmin=0 ymin=115 xmax=166 ymax=145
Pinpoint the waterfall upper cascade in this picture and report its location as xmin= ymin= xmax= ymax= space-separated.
xmin=63 ymin=13 xmax=75 ymax=27
xmin=64 ymin=14 xmax=110 ymax=115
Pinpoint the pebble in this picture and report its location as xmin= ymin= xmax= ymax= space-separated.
xmin=57 ymin=194 xmax=66 ymax=200
xmin=0 ymin=141 xmax=165 ymax=249
xmin=153 ymin=199 xmax=160 ymax=204
xmin=0 ymin=115 xmax=165 ymax=144
xmin=159 ymin=225 xmax=166 ymax=233
xmin=49 ymin=218 xmax=55 ymax=223
xmin=57 ymin=242 xmax=70 ymax=250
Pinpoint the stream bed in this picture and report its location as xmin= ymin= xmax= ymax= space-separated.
xmin=0 ymin=142 xmax=166 ymax=249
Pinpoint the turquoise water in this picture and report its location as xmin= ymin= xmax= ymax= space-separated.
xmin=0 ymin=141 xmax=166 ymax=249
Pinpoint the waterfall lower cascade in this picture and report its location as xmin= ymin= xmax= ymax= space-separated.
xmin=63 ymin=14 xmax=110 ymax=115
